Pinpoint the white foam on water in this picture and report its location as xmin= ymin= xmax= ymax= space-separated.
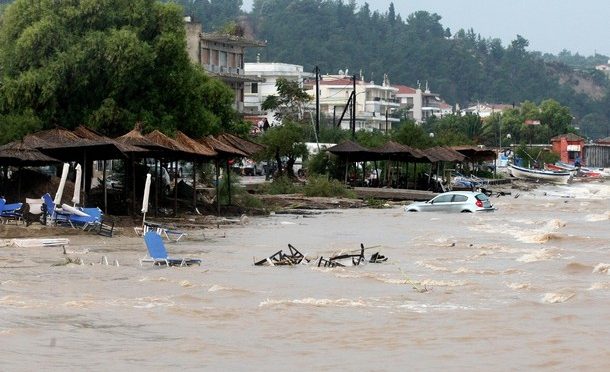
xmin=541 ymin=291 xmax=576 ymax=303
xmin=453 ymin=267 xmax=500 ymax=275
xmin=131 ymin=297 xmax=175 ymax=309
xmin=470 ymin=217 xmax=567 ymax=244
xmin=207 ymin=284 xmax=257 ymax=294
xmin=416 ymin=261 xmax=450 ymax=272
xmin=586 ymin=211 xmax=610 ymax=222
xmin=259 ymin=297 xmax=369 ymax=308
xmin=419 ymin=279 xmax=469 ymax=287
xmin=588 ymin=282 xmax=610 ymax=290
xmin=0 ymin=295 xmax=45 ymax=309
xmin=517 ymin=248 xmax=561 ymax=263
xmin=138 ymin=276 xmax=169 ymax=282
xmin=397 ymin=303 xmax=477 ymax=313
xmin=592 ymin=263 xmax=610 ymax=274
xmin=506 ymin=282 xmax=533 ymax=290
xmin=63 ymin=300 xmax=96 ymax=308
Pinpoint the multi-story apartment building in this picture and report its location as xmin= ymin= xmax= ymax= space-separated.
xmin=393 ymin=83 xmax=448 ymax=123
xmin=308 ymin=73 xmax=400 ymax=132
xmin=243 ymin=61 xmax=315 ymax=124
xmin=185 ymin=21 xmax=265 ymax=112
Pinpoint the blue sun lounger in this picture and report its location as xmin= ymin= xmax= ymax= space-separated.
xmin=140 ymin=231 xmax=201 ymax=267
xmin=0 ymin=198 xmax=24 ymax=224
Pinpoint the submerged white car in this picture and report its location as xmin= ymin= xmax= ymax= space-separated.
xmin=404 ymin=191 xmax=495 ymax=213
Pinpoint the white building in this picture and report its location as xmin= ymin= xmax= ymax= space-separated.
xmin=308 ymin=73 xmax=400 ymax=132
xmin=461 ymin=103 xmax=513 ymax=118
xmin=393 ymin=83 xmax=446 ymax=123
xmin=243 ymin=61 xmax=315 ymax=124
xmin=185 ymin=21 xmax=265 ymax=112
xmin=595 ymin=60 xmax=610 ymax=78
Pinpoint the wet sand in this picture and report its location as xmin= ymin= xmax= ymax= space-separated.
xmin=1 ymin=180 xmax=610 ymax=371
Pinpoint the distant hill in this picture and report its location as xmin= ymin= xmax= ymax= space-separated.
xmin=2 ymin=0 xmax=608 ymax=133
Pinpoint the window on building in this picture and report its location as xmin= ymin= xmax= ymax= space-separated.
xmin=251 ymin=83 xmax=258 ymax=94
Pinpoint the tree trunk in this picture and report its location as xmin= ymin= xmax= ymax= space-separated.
xmin=286 ymin=157 xmax=296 ymax=179
xmin=274 ymin=148 xmax=283 ymax=177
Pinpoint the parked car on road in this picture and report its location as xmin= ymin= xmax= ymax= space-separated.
xmin=404 ymin=191 xmax=495 ymax=213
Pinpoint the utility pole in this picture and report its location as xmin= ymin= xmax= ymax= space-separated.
xmin=352 ymin=74 xmax=356 ymax=139
xmin=315 ymin=66 xmax=320 ymax=137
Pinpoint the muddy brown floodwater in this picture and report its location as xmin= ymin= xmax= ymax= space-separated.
xmin=1 ymin=181 xmax=610 ymax=371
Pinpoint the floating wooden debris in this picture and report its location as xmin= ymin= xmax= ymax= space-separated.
xmin=318 ymin=244 xmax=387 ymax=267
xmin=52 ymin=257 xmax=84 ymax=266
xmin=254 ymin=244 xmax=310 ymax=266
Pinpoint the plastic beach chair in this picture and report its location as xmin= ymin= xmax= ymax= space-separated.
xmin=0 ymin=198 xmax=24 ymax=225
xmin=41 ymin=193 xmax=71 ymax=225
xmin=140 ymin=231 xmax=201 ymax=267
xmin=135 ymin=221 xmax=187 ymax=242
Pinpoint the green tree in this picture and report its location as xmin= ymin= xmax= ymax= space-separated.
xmin=171 ymin=0 xmax=243 ymax=32
xmin=255 ymin=121 xmax=308 ymax=178
xmin=0 ymin=0 xmax=236 ymax=139
xmin=262 ymin=77 xmax=313 ymax=123
xmin=392 ymin=120 xmax=433 ymax=148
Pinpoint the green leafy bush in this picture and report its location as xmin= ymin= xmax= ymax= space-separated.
xmin=303 ymin=175 xmax=355 ymax=198
xmin=262 ymin=175 xmax=301 ymax=195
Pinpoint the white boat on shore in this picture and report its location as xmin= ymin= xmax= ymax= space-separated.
xmin=508 ymin=163 xmax=572 ymax=184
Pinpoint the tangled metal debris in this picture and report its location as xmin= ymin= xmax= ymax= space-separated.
xmin=255 ymin=243 xmax=388 ymax=268
xmin=254 ymin=244 xmax=310 ymax=266
xmin=317 ymin=243 xmax=387 ymax=267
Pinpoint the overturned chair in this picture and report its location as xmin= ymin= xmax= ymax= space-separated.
xmin=254 ymin=244 xmax=310 ymax=266
xmin=134 ymin=222 xmax=187 ymax=242
xmin=318 ymin=244 xmax=388 ymax=268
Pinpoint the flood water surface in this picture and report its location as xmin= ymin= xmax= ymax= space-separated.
xmin=2 ymin=181 xmax=610 ymax=371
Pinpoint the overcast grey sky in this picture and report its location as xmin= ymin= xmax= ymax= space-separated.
xmin=242 ymin=0 xmax=610 ymax=57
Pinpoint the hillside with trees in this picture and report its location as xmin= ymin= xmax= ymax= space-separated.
xmin=246 ymin=1 xmax=609 ymax=135
xmin=1 ymin=0 xmax=609 ymax=141
xmin=169 ymin=0 xmax=610 ymax=139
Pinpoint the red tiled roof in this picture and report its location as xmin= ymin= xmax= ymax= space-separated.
xmin=393 ymin=85 xmax=416 ymax=94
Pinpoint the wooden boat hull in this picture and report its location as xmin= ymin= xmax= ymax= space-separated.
xmin=508 ymin=164 xmax=572 ymax=184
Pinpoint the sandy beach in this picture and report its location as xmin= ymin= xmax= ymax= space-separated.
xmin=1 ymin=180 xmax=610 ymax=371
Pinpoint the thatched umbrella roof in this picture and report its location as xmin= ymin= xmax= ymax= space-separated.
xmin=145 ymin=130 xmax=198 ymax=159
xmin=115 ymin=125 xmax=167 ymax=151
xmin=327 ymin=140 xmax=373 ymax=162
xmin=30 ymin=127 xmax=93 ymax=147
xmin=27 ymin=127 xmax=131 ymax=161
xmin=451 ymin=146 xmax=497 ymax=162
xmin=422 ymin=146 xmax=466 ymax=162
xmin=175 ymin=131 xmax=217 ymax=158
xmin=21 ymin=134 xmax=54 ymax=149
xmin=74 ymin=125 xmax=148 ymax=155
xmin=371 ymin=141 xmax=428 ymax=162
xmin=0 ymin=140 xmax=61 ymax=166
xmin=216 ymin=133 xmax=264 ymax=157
xmin=198 ymin=136 xmax=248 ymax=158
